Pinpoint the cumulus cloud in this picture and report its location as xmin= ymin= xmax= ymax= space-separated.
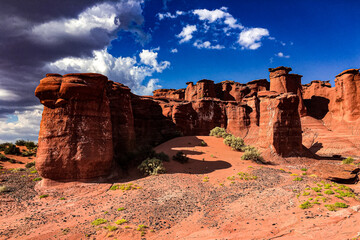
xmin=46 ymin=48 xmax=170 ymax=95
xmin=0 ymin=105 xmax=43 ymax=142
xmin=177 ymin=25 xmax=197 ymax=43
xmin=170 ymin=48 xmax=178 ymax=53
xmin=238 ymin=28 xmax=269 ymax=50
xmin=0 ymin=0 xmax=146 ymax=118
xmin=193 ymin=7 xmax=243 ymax=29
xmin=276 ymin=52 xmax=290 ymax=58
xmin=193 ymin=40 xmax=225 ymax=50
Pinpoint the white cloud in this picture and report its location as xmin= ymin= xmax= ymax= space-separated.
xmin=193 ymin=7 xmax=243 ymax=29
xmin=31 ymin=0 xmax=145 ymax=44
xmin=0 ymin=105 xmax=43 ymax=142
xmin=177 ymin=25 xmax=197 ymax=43
xmin=238 ymin=28 xmax=269 ymax=50
xmin=139 ymin=49 xmax=170 ymax=72
xmin=157 ymin=10 xmax=184 ymax=20
xmin=170 ymin=48 xmax=178 ymax=53
xmin=0 ymin=89 xmax=21 ymax=101
xmin=276 ymin=52 xmax=290 ymax=58
xmin=193 ymin=40 xmax=225 ymax=50
xmin=46 ymin=48 xmax=170 ymax=95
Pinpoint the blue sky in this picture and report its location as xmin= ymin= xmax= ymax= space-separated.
xmin=0 ymin=0 xmax=359 ymax=142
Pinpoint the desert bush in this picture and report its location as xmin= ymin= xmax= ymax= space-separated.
xmin=200 ymin=140 xmax=207 ymax=146
xmin=91 ymin=218 xmax=108 ymax=226
xmin=22 ymin=151 xmax=35 ymax=157
xmin=342 ymin=157 xmax=354 ymax=164
xmin=209 ymin=127 xmax=227 ymax=138
xmin=25 ymin=161 xmax=35 ymax=168
xmin=15 ymin=140 xmax=26 ymax=146
xmin=172 ymin=151 xmax=189 ymax=164
xmin=4 ymin=144 xmax=21 ymax=155
xmin=223 ymin=135 xmax=244 ymax=151
xmin=0 ymin=143 xmax=12 ymax=151
xmin=138 ymin=158 xmax=166 ymax=176
xmin=25 ymin=141 xmax=37 ymax=150
xmin=115 ymin=219 xmax=128 ymax=225
xmin=241 ymin=146 xmax=264 ymax=163
xmin=0 ymin=153 xmax=9 ymax=161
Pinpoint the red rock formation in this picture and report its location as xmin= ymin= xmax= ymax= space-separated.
xmin=153 ymin=88 xmax=185 ymax=100
xmin=185 ymin=79 xmax=216 ymax=101
xmin=258 ymin=92 xmax=302 ymax=156
xmin=106 ymin=81 xmax=135 ymax=164
xmin=269 ymin=66 xmax=306 ymax=116
xmin=35 ymin=73 xmax=113 ymax=180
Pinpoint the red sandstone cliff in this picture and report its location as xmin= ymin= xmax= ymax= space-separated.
xmin=35 ymin=73 xmax=113 ymax=180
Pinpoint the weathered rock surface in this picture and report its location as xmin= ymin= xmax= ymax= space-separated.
xmin=35 ymin=73 xmax=113 ymax=180
xmin=153 ymin=88 xmax=185 ymax=100
xmin=308 ymin=162 xmax=359 ymax=183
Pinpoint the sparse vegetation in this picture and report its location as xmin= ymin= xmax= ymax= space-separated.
xmin=39 ymin=194 xmax=49 ymax=199
xmin=105 ymin=225 xmax=118 ymax=231
xmin=293 ymin=177 xmax=303 ymax=181
xmin=137 ymin=224 xmax=148 ymax=231
xmin=0 ymin=153 xmax=9 ymax=161
xmin=138 ymin=158 xmax=166 ymax=176
xmin=301 ymin=168 xmax=307 ymax=171
xmin=115 ymin=219 xmax=128 ymax=225
xmin=342 ymin=157 xmax=354 ymax=164
xmin=172 ymin=151 xmax=189 ymax=164
xmin=91 ymin=218 xmax=108 ymax=226
xmin=117 ymin=207 xmax=125 ymax=211
xmin=33 ymin=177 xmax=42 ymax=182
xmin=110 ymin=183 xmax=141 ymax=191
xmin=25 ymin=161 xmax=35 ymax=168
xmin=202 ymin=176 xmax=209 ymax=182
xmin=209 ymin=127 xmax=228 ymax=138
xmin=4 ymin=144 xmax=21 ymax=155
xmin=200 ymin=140 xmax=207 ymax=146
xmin=299 ymin=201 xmax=312 ymax=209
xmin=241 ymin=146 xmax=264 ymax=163
xmin=223 ymin=135 xmax=244 ymax=151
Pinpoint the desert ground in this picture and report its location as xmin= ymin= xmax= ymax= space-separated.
xmin=1 ymin=135 xmax=360 ymax=240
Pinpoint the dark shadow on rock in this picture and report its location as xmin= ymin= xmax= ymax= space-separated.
xmin=304 ymin=96 xmax=330 ymax=120
xmin=309 ymin=142 xmax=323 ymax=154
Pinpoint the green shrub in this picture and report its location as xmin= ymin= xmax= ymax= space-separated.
xmin=22 ymin=151 xmax=35 ymax=157
xmin=138 ymin=158 xmax=165 ymax=176
xmin=117 ymin=207 xmax=125 ymax=211
xmin=342 ymin=157 xmax=354 ymax=164
xmin=25 ymin=161 xmax=35 ymax=168
xmin=200 ymin=140 xmax=207 ymax=146
xmin=299 ymin=201 xmax=312 ymax=209
xmin=241 ymin=146 xmax=264 ymax=163
xmin=33 ymin=177 xmax=42 ymax=182
xmin=15 ymin=140 xmax=26 ymax=146
xmin=105 ymin=225 xmax=118 ymax=231
xmin=91 ymin=218 xmax=107 ymax=226
xmin=0 ymin=143 xmax=12 ymax=151
xmin=137 ymin=224 xmax=148 ymax=231
xmin=39 ymin=194 xmax=49 ymax=199
xmin=172 ymin=151 xmax=189 ymax=164
xmin=334 ymin=202 xmax=348 ymax=208
xmin=115 ymin=219 xmax=128 ymax=225
xmin=4 ymin=144 xmax=21 ymax=155
xmin=209 ymin=127 xmax=227 ymax=138
xmin=293 ymin=177 xmax=303 ymax=181
xmin=325 ymin=204 xmax=337 ymax=211
xmin=324 ymin=190 xmax=334 ymax=195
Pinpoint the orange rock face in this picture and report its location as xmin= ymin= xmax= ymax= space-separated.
xmin=269 ymin=66 xmax=306 ymax=116
xmin=35 ymin=73 xmax=113 ymax=180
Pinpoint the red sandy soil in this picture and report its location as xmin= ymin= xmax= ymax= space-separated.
xmin=1 ymin=137 xmax=360 ymax=240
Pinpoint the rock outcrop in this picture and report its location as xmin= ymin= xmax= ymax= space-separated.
xmin=269 ymin=67 xmax=306 ymax=116
xmin=35 ymin=73 xmax=113 ymax=180
xmin=40 ymin=66 xmax=360 ymax=180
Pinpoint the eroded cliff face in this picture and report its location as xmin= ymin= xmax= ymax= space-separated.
xmin=35 ymin=73 xmax=113 ymax=180
xmin=302 ymin=69 xmax=360 ymax=134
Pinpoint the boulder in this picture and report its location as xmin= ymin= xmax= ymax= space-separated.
xmin=308 ymin=162 xmax=359 ymax=183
